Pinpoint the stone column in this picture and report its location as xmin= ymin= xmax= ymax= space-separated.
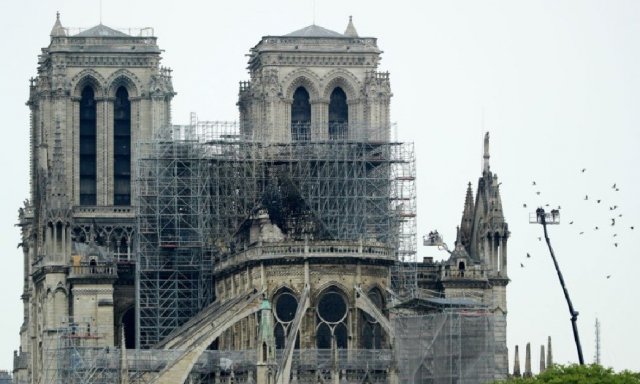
xmin=129 ymin=97 xmax=141 ymax=204
xmin=500 ymin=237 xmax=508 ymax=275
xmin=71 ymin=97 xmax=81 ymax=204
xmin=312 ymin=99 xmax=329 ymax=141
xmin=95 ymin=97 xmax=109 ymax=206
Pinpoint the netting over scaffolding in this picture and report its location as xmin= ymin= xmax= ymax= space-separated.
xmin=44 ymin=312 xmax=495 ymax=384
xmin=394 ymin=310 xmax=497 ymax=384
xmin=135 ymin=118 xmax=416 ymax=347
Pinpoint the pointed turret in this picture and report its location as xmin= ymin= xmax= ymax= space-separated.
xmin=513 ymin=345 xmax=521 ymax=377
xmin=524 ymin=342 xmax=532 ymax=377
xmin=459 ymin=182 xmax=474 ymax=251
xmin=469 ymin=132 xmax=509 ymax=275
xmin=50 ymin=12 xmax=66 ymax=37
xmin=483 ymin=132 xmax=490 ymax=173
xmin=344 ymin=16 xmax=359 ymax=37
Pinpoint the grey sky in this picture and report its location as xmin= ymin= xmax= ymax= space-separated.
xmin=1 ymin=0 xmax=638 ymax=373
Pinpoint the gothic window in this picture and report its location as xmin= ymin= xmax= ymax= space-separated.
xmin=316 ymin=287 xmax=348 ymax=349
xmin=328 ymin=87 xmax=348 ymax=140
xmin=79 ymin=86 xmax=97 ymax=205
xmin=361 ymin=288 xmax=384 ymax=349
xmin=291 ymin=86 xmax=311 ymax=141
xmin=273 ymin=290 xmax=300 ymax=350
xmin=113 ymin=86 xmax=131 ymax=206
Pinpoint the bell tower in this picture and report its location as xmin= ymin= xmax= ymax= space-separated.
xmin=238 ymin=17 xmax=392 ymax=143
xmin=16 ymin=13 xmax=174 ymax=384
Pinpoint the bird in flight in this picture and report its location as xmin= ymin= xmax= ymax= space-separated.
xmin=613 ymin=234 xmax=618 ymax=237
xmin=526 ymin=253 xmax=531 ymax=258
xmin=536 ymin=191 xmax=541 ymax=195
xmin=532 ymin=181 xmax=536 ymax=186
xmin=611 ymin=218 xmax=616 ymax=226
xmin=606 ymin=275 xmax=611 ymax=279
xmin=614 ymin=243 xmax=618 ymax=247
xmin=579 ymin=231 xmax=584 ymax=235
xmin=597 ymin=199 xmax=601 ymax=204
xmin=584 ymin=195 xmax=589 ymax=200
xmin=523 ymin=203 xmax=527 ymax=208
xmin=569 ymin=221 xmax=574 ymax=225
xmin=612 ymin=183 xmax=616 ymax=189
xmin=631 ymin=226 xmax=635 ymax=230
xmin=595 ymin=226 xmax=599 ymax=230
xmin=520 ymin=263 xmax=525 ymax=268
xmin=581 ymin=168 xmax=586 ymax=173
xmin=538 ymin=237 xmax=542 ymax=241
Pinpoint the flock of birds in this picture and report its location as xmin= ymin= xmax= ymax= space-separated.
xmin=520 ymin=168 xmax=634 ymax=280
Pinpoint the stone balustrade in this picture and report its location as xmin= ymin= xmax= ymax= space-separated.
xmin=214 ymin=242 xmax=395 ymax=274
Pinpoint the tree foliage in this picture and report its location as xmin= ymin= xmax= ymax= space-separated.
xmin=494 ymin=364 xmax=640 ymax=384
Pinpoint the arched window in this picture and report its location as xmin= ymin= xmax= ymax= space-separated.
xmin=361 ymin=288 xmax=384 ymax=349
xmin=316 ymin=287 xmax=349 ymax=349
xmin=113 ymin=87 xmax=131 ymax=205
xmin=79 ymin=86 xmax=97 ymax=205
xmin=291 ymin=87 xmax=311 ymax=141
xmin=273 ymin=290 xmax=300 ymax=350
xmin=328 ymin=87 xmax=348 ymax=140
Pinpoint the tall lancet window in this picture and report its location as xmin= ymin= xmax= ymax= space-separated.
xmin=79 ymin=86 xmax=97 ymax=205
xmin=113 ymin=87 xmax=131 ymax=206
xmin=291 ymin=87 xmax=311 ymax=141
xmin=328 ymin=87 xmax=348 ymax=140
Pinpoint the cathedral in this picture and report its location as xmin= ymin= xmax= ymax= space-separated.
xmin=12 ymin=14 xmax=509 ymax=384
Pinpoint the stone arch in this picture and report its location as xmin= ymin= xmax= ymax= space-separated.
xmin=364 ymin=284 xmax=386 ymax=306
xmin=282 ymin=69 xmax=321 ymax=101
xmin=52 ymin=284 xmax=67 ymax=327
xmin=270 ymin=283 xmax=301 ymax=299
xmin=71 ymin=69 xmax=106 ymax=98
xmin=321 ymin=70 xmax=359 ymax=101
xmin=106 ymin=69 xmax=142 ymax=98
xmin=310 ymin=280 xmax=355 ymax=306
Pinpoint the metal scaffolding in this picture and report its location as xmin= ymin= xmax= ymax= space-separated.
xmin=135 ymin=118 xmax=417 ymax=348
xmin=136 ymin=135 xmax=214 ymax=348
xmin=394 ymin=310 xmax=497 ymax=384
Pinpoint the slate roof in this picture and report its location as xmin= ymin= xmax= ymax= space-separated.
xmin=285 ymin=25 xmax=344 ymax=38
xmin=75 ymin=24 xmax=129 ymax=37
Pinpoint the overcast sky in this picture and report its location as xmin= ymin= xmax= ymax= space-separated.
xmin=1 ymin=0 xmax=638 ymax=374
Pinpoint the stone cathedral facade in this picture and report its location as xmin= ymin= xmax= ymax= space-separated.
xmin=12 ymin=14 xmax=509 ymax=384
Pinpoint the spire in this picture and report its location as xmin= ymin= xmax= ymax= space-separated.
xmin=547 ymin=336 xmax=553 ymax=366
xmin=459 ymin=182 xmax=474 ymax=251
xmin=513 ymin=345 xmax=521 ymax=377
xmin=50 ymin=12 xmax=66 ymax=37
xmin=540 ymin=345 xmax=546 ymax=373
xmin=483 ymin=131 xmax=490 ymax=173
xmin=524 ymin=342 xmax=533 ymax=377
xmin=344 ymin=15 xmax=359 ymax=37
